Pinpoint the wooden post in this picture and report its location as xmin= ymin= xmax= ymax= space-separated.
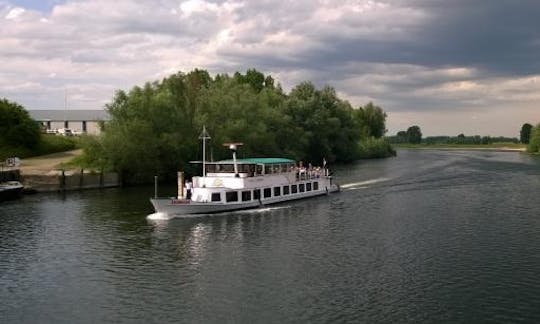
xmin=178 ymin=171 xmax=184 ymax=199
xmin=79 ymin=168 xmax=84 ymax=189
xmin=61 ymin=169 xmax=66 ymax=191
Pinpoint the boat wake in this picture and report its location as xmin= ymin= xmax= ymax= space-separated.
xmin=146 ymin=212 xmax=172 ymax=221
xmin=235 ymin=205 xmax=292 ymax=214
xmin=340 ymin=177 xmax=391 ymax=189
xmin=343 ymin=186 xmax=368 ymax=191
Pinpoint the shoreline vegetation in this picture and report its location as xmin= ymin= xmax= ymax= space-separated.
xmin=3 ymin=70 xmax=539 ymax=187
xmin=389 ymin=124 xmax=540 ymax=154
xmin=394 ymin=143 xmax=527 ymax=152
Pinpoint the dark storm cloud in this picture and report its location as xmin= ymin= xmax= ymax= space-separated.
xmin=304 ymin=0 xmax=540 ymax=76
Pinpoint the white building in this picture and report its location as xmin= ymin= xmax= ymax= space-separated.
xmin=29 ymin=110 xmax=109 ymax=135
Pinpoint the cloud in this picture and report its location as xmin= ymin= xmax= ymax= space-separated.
xmin=1 ymin=0 xmax=539 ymax=136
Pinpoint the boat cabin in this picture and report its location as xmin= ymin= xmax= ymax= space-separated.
xmin=204 ymin=158 xmax=295 ymax=178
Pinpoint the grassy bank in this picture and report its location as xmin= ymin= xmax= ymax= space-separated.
xmin=394 ymin=142 xmax=526 ymax=151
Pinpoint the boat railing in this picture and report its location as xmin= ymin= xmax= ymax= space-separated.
xmin=296 ymin=169 xmax=326 ymax=181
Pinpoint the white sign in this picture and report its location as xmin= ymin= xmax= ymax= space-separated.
xmin=6 ymin=157 xmax=20 ymax=167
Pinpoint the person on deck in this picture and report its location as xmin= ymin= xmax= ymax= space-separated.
xmin=186 ymin=180 xmax=193 ymax=199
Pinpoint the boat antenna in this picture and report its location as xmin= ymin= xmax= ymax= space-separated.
xmin=223 ymin=142 xmax=243 ymax=177
xmin=199 ymin=126 xmax=211 ymax=177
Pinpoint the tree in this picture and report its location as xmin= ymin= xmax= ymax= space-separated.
xmin=520 ymin=123 xmax=533 ymax=144
xmin=396 ymin=131 xmax=408 ymax=143
xmin=406 ymin=126 xmax=422 ymax=144
xmin=527 ymin=123 xmax=540 ymax=153
xmin=353 ymin=102 xmax=387 ymax=138
xmin=0 ymin=98 xmax=41 ymax=149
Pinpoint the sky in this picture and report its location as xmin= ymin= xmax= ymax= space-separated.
xmin=1 ymin=0 xmax=540 ymax=137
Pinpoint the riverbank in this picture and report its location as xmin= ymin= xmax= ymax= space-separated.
xmin=7 ymin=150 xmax=119 ymax=192
xmin=394 ymin=143 xmax=526 ymax=152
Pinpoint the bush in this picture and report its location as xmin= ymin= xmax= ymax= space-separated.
xmin=0 ymin=98 xmax=41 ymax=152
xmin=358 ymin=137 xmax=396 ymax=159
xmin=35 ymin=134 xmax=78 ymax=155
xmin=0 ymin=135 xmax=78 ymax=160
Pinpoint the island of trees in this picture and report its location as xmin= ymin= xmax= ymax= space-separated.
xmin=1 ymin=69 xmax=395 ymax=183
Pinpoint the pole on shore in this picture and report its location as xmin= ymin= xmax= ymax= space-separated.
xmin=154 ymin=175 xmax=158 ymax=199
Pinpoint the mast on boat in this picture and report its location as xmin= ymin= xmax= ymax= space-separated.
xmin=223 ymin=142 xmax=243 ymax=177
xmin=199 ymin=126 xmax=211 ymax=177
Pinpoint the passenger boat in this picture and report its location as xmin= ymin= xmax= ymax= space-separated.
xmin=0 ymin=181 xmax=24 ymax=201
xmin=150 ymin=129 xmax=339 ymax=216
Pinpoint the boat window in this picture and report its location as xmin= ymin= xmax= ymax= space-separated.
xmin=299 ymin=183 xmax=305 ymax=192
xmin=217 ymin=164 xmax=234 ymax=173
xmin=263 ymin=188 xmax=272 ymax=198
xmin=274 ymin=187 xmax=281 ymax=196
xmin=241 ymin=190 xmax=251 ymax=201
xmin=254 ymin=189 xmax=261 ymax=199
xmin=206 ymin=164 xmax=217 ymax=173
xmin=306 ymin=183 xmax=312 ymax=191
xmin=283 ymin=185 xmax=290 ymax=195
xmin=313 ymin=182 xmax=319 ymax=190
xmin=239 ymin=164 xmax=252 ymax=173
xmin=211 ymin=193 xmax=221 ymax=202
xmin=256 ymin=165 xmax=263 ymax=176
xmin=226 ymin=191 xmax=238 ymax=202
xmin=291 ymin=185 xmax=298 ymax=194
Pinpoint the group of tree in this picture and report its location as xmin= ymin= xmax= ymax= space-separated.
xmin=390 ymin=126 xmax=422 ymax=144
xmin=78 ymin=68 xmax=394 ymax=183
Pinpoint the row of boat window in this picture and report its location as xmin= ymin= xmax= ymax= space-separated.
xmin=205 ymin=163 xmax=295 ymax=175
xmin=212 ymin=181 xmax=320 ymax=202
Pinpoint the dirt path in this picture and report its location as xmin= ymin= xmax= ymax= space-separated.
xmin=19 ymin=149 xmax=83 ymax=174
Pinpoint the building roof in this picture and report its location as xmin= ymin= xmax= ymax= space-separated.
xmin=28 ymin=109 xmax=109 ymax=121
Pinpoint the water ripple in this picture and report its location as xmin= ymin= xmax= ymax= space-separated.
xmin=2 ymin=151 xmax=540 ymax=322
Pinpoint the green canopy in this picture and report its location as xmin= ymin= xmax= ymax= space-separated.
xmin=217 ymin=158 xmax=295 ymax=165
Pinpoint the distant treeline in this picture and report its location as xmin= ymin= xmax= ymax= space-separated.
xmin=77 ymin=69 xmax=395 ymax=183
xmin=422 ymin=135 xmax=518 ymax=145
xmin=388 ymin=124 xmax=520 ymax=145
xmin=389 ymin=133 xmax=519 ymax=145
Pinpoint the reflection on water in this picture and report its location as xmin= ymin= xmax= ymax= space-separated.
xmin=1 ymin=150 xmax=540 ymax=323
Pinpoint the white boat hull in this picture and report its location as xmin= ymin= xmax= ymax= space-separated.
xmin=150 ymin=184 xmax=339 ymax=217
xmin=0 ymin=181 xmax=24 ymax=201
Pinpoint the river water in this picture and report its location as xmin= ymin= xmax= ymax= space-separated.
xmin=1 ymin=149 xmax=540 ymax=323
